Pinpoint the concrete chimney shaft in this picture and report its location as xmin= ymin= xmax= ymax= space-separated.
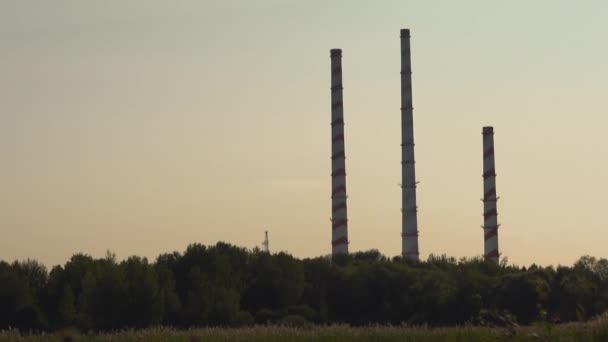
xmin=400 ymin=29 xmax=420 ymax=261
xmin=330 ymin=49 xmax=349 ymax=255
xmin=482 ymin=126 xmax=499 ymax=263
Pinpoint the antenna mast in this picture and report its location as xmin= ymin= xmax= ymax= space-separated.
xmin=262 ymin=230 xmax=269 ymax=253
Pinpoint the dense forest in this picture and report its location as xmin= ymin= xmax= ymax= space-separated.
xmin=1 ymin=243 xmax=608 ymax=332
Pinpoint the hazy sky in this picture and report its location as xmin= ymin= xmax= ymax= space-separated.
xmin=2 ymin=1 xmax=608 ymax=267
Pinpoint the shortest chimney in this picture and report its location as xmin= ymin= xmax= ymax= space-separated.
xmin=482 ymin=126 xmax=499 ymax=263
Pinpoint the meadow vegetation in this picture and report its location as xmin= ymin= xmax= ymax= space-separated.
xmin=2 ymin=318 xmax=608 ymax=342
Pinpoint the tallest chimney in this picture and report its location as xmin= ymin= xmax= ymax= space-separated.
xmin=400 ymin=29 xmax=420 ymax=261
xmin=330 ymin=49 xmax=349 ymax=255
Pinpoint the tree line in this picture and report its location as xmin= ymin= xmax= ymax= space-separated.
xmin=1 ymin=242 xmax=608 ymax=331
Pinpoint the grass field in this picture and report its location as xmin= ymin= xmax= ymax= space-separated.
xmin=2 ymin=317 xmax=608 ymax=342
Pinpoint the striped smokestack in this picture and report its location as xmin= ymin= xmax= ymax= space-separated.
xmin=482 ymin=126 xmax=499 ymax=263
xmin=400 ymin=29 xmax=419 ymax=261
xmin=330 ymin=49 xmax=349 ymax=255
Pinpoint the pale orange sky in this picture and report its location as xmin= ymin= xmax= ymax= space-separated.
xmin=1 ymin=1 xmax=608 ymax=267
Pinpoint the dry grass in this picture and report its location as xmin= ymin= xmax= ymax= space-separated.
xmin=2 ymin=316 xmax=608 ymax=342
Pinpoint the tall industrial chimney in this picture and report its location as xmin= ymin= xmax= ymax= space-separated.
xmin=400 ymin=29 xmax=419 ymax=261
xmin=330 ymin=49 xmax=349 ymax=255
xmin=482 ymin=126 xmax=499 ymax=263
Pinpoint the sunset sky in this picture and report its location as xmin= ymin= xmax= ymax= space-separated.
xmin=2 ymin=1 xmax=608 ymax=267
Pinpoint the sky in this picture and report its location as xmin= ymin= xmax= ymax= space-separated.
xmin=1 ymin=1 xmax=608 ymax=267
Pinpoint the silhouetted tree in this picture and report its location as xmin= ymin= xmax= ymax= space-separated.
xmin=1 ymin=245 xmax=608 ymax=331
